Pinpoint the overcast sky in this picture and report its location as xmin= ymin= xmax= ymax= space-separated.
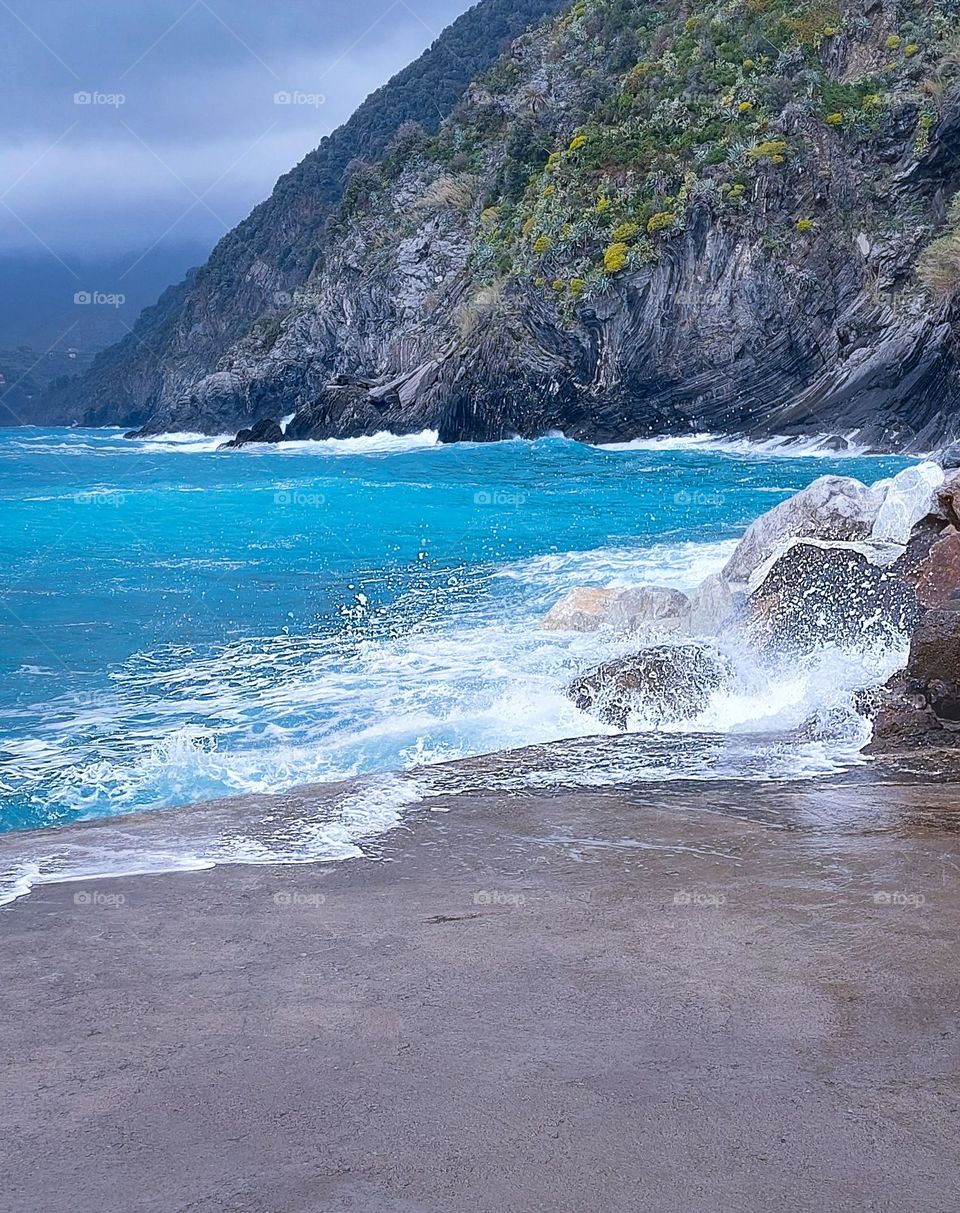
xmin=0 ymin=0 xmax=473 ymax=264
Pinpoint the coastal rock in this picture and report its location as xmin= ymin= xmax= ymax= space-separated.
xmin=936 ymin=443 xmax=960 ymax=470
xmin=748 ymin=540 xmax=918 ymax=651
xmin=870 ymin=462 xmax=945 ymax=545
xmin=541 ymin=585 xmax=690 ymax=634
xmin=221 ymin=417 xmax=285 ymax=448
xmin=686 ymin=573 xmax=743 ymax=637
xmin=721 ymin=476 xmax=882 ymax=589
xmin=870 ymin=610 xmax=960 ymax=751
xmin=908 ymin=531 xmax=960 ymax=610
xmin=935 ymin=472 xmax=960 ymax=530
xmin=568 ymin=645 xmax=729 ymax=730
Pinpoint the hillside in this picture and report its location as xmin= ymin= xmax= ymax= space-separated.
xmin=129 ymin=0 xmax=960 ymax=450
xmin=38 ymin=0 xmax=567 ymax=429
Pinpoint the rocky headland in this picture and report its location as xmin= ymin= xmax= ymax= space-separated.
xmin=37 ymin=0 xmax=960 ymax=451
xmin=540 ymin=457 xmax=960 ymax=752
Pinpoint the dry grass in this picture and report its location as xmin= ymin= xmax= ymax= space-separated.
xmin=414 ymin=174 xmax=482 ymax=214
xmin=918 ymin=197 xmax=960 ymax=301
xmin=456 ymin=280 xmax=506 ymax=339
xmin=919 ymin=230 xmax=960 ymax=300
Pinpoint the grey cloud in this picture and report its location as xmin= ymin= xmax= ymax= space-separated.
xmin=0 ymin=0 xmax=471 ymax=257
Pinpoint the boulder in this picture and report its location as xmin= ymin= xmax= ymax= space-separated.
xmin=221 ymin=417 xmax=285 ymax=448
xmin=890 ymin=514 xmax=946 ymax=581
xmin=935 ymin=471 xmax=960 ymax=530
xmin=748 ymin=539 xmax=919 ymax=651
xmin=869 ymin=610 xmax=960 ymax=751
xmin=870 ymin=461 xmax=945 ymax=544
xmin=568 ymin=645 xmax=730 ymax=730
xmin=721 ymin=475 xmax=881 ymax=588
xmin=686 ymin=573 xmax=743 ymax=636
xmin=541 ymin=585 xmax=690 ymax=634
xmin=902 ymin=608 xmax=960 ymax=682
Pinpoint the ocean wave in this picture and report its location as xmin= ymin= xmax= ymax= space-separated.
xmin=137 ymin=428 xmax=443 ymax=456
xmin=497 ymin=540 xmax=737 ymax=597
xmin=594 ymin=432 xmax=885 ymax=458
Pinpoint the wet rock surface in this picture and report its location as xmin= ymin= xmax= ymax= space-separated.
xmin=221 ymin=417 xmax=285 ymax=448
xmin=871 ymin=610 xmax=960 ymax=751
xmin=748 ymin=540 xmax=919 ymax=651
xmin=568 ymin=645 xmax=729 ymax=729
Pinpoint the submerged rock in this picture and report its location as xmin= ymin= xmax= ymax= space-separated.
xmin=568 ymin=645 xmax=729 ymax=730
xmin=221 ymin=418 xmax=285 ymax=448
xmin=541 ymin=585 xmax=690 ymax=635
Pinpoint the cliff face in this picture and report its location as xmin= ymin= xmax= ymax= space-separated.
xmin=38 ymin=0 xmax=567 ymax=429
xmin=62 ymin=0 xmax=960 ymax=450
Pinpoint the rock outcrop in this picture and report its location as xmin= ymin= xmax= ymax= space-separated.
xmin=870 ymin=610 xmax=960 ymax=750
xmin=555 ymin=459 xmax=960 ymax=743
xmin=221 ymin=418 xmax=285 ymax=449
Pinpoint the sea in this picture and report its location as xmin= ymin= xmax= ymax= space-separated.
xmin=0 ymin=425 xmax=915 ymax=902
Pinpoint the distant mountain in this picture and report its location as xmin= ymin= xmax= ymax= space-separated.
xmin=0 ymin=246 xmax=206 ymax=426
xmin=127 ymin=0 xmax=960 ymax=452
xmin=37 ymin=0 xmax=568 ymax=429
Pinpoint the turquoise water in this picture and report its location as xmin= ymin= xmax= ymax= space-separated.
xmin=0 ymin=426 xmax=911 ymax=843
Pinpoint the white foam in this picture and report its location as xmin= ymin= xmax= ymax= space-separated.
xmin=498 ymin=540 xmax=737 ymax=598
xmin=595 ymin=432 xmax=883 ymax=458
xmin=0 ymin=772 xmax=422 ymax=906
xmin=268 ymin=429 xmax=441 ymax=456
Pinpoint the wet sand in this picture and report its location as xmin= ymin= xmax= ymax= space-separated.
xmin=2 ymin=766 xmax=960 ymax=1212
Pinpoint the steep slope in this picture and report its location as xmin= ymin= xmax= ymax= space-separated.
xmin=167 ymin=0 xmax=960 ymax=451
xmin=39 ymin=0 xmax=567 ymax=428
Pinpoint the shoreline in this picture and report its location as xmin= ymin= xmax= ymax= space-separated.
xmin=3 ymin=761 xmax=960 ymax=1210
xmin=3 ymin=726 xmax=958 ymax=907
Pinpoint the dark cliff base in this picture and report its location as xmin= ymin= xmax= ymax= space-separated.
xmin=3 ymin=770 xmax=960 ymax=1212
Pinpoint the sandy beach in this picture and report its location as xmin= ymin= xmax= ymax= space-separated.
xmin=2 ymin=746 xmax=959 ymax=1213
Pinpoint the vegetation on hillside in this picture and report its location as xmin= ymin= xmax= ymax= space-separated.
xmin=919 ymin=195 xmax=960 ymax=298
xmin=490 ymin=0 xmax=959 ymax=302
xmin=342 ymin=0 xmax=959 ymax=314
